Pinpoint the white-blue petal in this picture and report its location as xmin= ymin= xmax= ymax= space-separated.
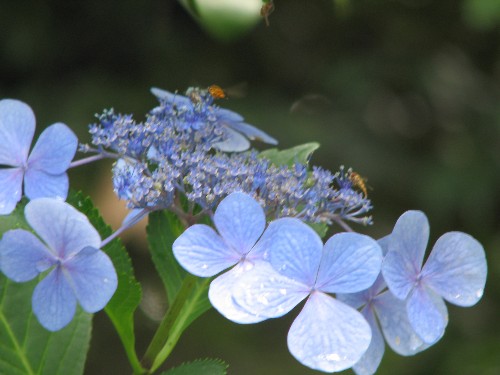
xmin=32 ymin=267 xmax=77 ymax=331
xmin=352 ymin=307 xmax=385 ymax=375
xmin=381 ymin=249 xmax=416 ymax=300
xmin=213 ymin=127 xmax=250 ymax=152
xmin=0 ymin=99 xmax=35 ymax=166
xmin=27 ymin=123 xmax=77 ymax=174
xmin=64 ymin=246 xmax=117 ymax=312
xmin=336 ymin=273 xmax=387 ymax=310
xmin=422 ymin=232 xmax=487 ymax=307
xmin=150 ymin=87 xmax=190 ymax=106
xmin=374 ymin=290 xmax=429 ymax=356
xmin=287 ymin=292 xmax=372 ymax=373
xmin=172 ymin=224 xmax=238 ymax=277
xmin=226 ymin=121 xmax=278 ymax=145
xmin=406 ymin=286 xmax=448 ymax=344
xmin=232 ymin=261 xmax=309 ymax=319
xmin=208 ymin=262 xmax=269 ymax=324
xmin=389 ymin=210 xmax=429 ymax=272
xmin=24 ymin=170 xmax=69 ymax=200
xmin=213 ymin=192 xmax=265 ymax=257
xmin=0 ymin=168 xmax=24 ymax=215
xmin=317 ymin=233 xmax=382 ymax=294
xmin=0 ymin=229 xmax=56 ymax=282
xmin=25 ymin=198 xmax=101 ymax=259
xmin=265 ymin=218 xmax=323 ymax=287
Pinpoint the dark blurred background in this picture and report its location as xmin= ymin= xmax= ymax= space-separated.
xmin=1 ymin=0 xmax=499 ymax=374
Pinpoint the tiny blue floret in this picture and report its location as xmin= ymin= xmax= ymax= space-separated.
xmin=0 ymin=198 xmax=118 ymax=331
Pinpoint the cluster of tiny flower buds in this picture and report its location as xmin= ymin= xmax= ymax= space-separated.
xmin=84 ymin=87 xmax=372 ymax=226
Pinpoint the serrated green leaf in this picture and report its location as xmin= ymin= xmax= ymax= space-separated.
xmin=160 ymin=358 xmax=228 ymax=375
xmin=66 ymin=192 xmax=144 ymax=374
xmin=147 ymin=211 xmax=186 ymax=305
xmin=0 ymin=274 xmax=91 ymax=375
xmin=259 ymin=142 xmax=320 ymax=167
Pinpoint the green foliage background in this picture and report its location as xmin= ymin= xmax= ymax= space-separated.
xmin=1 ymin=0 xmax=499 ymax=374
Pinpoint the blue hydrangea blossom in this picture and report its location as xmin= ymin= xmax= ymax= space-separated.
xmin=0 ymin=198 xmax=118 ymax=331
xmin=150 ymin=87 xmax=278 ymax=152
xmin=172 ymin=192 xmax=272 ymax=323
xmin=232 ymin=219 xmax=383 ymax=373
xmin=0 ymin=99 xmax=78 ymax=215
xmin=337 ymin=237 xmax=429 ymax=375
xmin=381 ymin=210 xmax=487 ymax=344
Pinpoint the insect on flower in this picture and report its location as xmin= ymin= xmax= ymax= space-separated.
xmin=208 ymin=84 xmax=227 ymax=100
xmin=261 ymin=0 xmax=275 ymax=27
xmin=349 ymin=171 xmax=369 ymax=197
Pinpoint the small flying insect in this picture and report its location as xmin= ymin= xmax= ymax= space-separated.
xmin=261 ymin=0 xmax=275 ymax=27
xmin=208 ymin=84 xmax=227 ymax=100
xmin=349 ymin=171 xmax=369 ymax=198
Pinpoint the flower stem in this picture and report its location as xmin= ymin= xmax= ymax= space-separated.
xmin=142 ymin=274 xmax=210 ymax=373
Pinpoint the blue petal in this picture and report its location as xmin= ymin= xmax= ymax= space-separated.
xmin=287 ymin=292 xmax=372 ymax=373
xmin=208 ymin=262 xmax=269 ymax=324
xmin=232 ymin=261 xmax=309 ymax=319
xmin=422 ymin=232 xmax=487 ymax=307
xmin=352 ymin=307 xmax=385 ymax=375
xmin=0 ymin=99 xmax=35 ymax=166
xmin=24 ymin=198 xmax=101 ymax=259
xmin=213 ymin=127 xmax=250 ymax=152
xmin=213 ymin=192 xmax=265 ymax=257
xmin=226 ymin=121 xmax=278 ymax=145
xmin=316 ymin=233 xmax=382 ymax=294
xmin=336 ymin=273 xmax=387 ymax=310
xmin=216 ymin=108 xmax=244 ymax=122
xmin=374 ymin=290 xmax=429 ymax=355
xmin=0 ymin=229 xmax=56 ymax=282
xmin=389 ymin=210 xmax=429 ymax=271
xmin=0 ymin=168 xmax=23 ymax=215
xmin=63 ymin=246 xmax=117 ymax=312
xmin=32 ymin=267 xmax=77 ymax=331
xmin=264 ymin=218 xmax=323 ymax=287
xmin=24 ymin=170 xmax=69 ymax=200
xmin=150 ymin=87 xmax=190 ymax=106
xmin=27 ymin=123 xmax=77 ymax=174
xmin=172 ymin=224 xmax=238 ymax=277
xmin=382 ymin=251 xmax=415 ymax=300
xmin=406 ymin=286 xmax=448 ymax=344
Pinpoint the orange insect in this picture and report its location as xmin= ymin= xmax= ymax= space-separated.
xmin=349 ymin=171 xmax=369 ymax=197
xmin=208 ymin=84 xmax=227 ymax=100
xmin=261 ymin=1 xmax=275 ymax=27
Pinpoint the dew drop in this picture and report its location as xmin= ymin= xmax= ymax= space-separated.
xmin=201 ymin=264 xmax=208 ymax=269
xmin=325 ymin=353 xmax=341 ymax=362
xmin=476 ymin=289 xmax=484 ymax=298
xmin=103 ymin=278 xmax=109 ymax=283
xmin=279 ymin=288 xmax=287 ymax=295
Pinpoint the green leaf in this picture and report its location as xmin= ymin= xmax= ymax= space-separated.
xmin=147 ymin=211 xmax=186 ymax=305
xmin=160 ymin=358 xmax=228 ymax=375
xmin=66 ymin=193 xmax=144 ymax=374
xmin=0 ymin=274 xmax=92 ymax=375
xmin=146 ymin=210 xmax=212 ymax=330
xmin=259 ymin=142 xmax=320 ymax=167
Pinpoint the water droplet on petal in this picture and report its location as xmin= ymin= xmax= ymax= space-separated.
xmin=103 ymin=278 xmax=109 ymax=283
xmin=476 ymin=289 xmax=484 ymax=298
xmin=201 ymin=264 xmax=208 ymax=269
xmin=279 ymin=288 xmax=287 ymax=295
